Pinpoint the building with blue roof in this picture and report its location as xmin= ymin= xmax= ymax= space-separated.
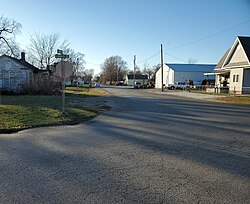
xmin=155 ymin=63 xmax=216 ymax=89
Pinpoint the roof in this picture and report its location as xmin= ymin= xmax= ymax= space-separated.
xmin=215 ymin=36 xmax=250 ymax=70
xmin=0 ymin=54 xmax=40 ymax=72
xmin=127 ymin=74 xmax=148 ymax=79
xmin=215 ymin=49 xmax=230 ymax=69
xmin=166 ymin=63 xmax=216 ymax=72
xmin=238 ymin=36 xmax=250 ymax=61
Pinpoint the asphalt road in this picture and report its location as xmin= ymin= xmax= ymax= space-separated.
xmin=0 ymin=87 xmax=250 ymax=204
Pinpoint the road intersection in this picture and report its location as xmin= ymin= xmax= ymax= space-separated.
xmin=1 ymin=87 xmax=249 ymax=203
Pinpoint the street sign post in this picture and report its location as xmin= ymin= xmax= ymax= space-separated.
xmin=55 ymin=50 xmax=69 ymax=114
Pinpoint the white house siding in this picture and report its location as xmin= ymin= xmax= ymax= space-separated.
xmin=155 ymin=64 xmax=211 ymax=88
xmin=155 ymin=65 xmax=174 ymax=88
xmin=227 ymin=43 xmax=248 ymax=64
xmin=214 ymin=37 xmax=250 ymax=95
xmin=0 ymin=57 xmax=31 ymax=91
xmin=243 ymin=69 xmax=250 ymax=94
xmin=229 ymin=68 xmax=244 ymax=94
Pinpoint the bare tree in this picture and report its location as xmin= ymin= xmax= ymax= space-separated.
xmin=0 ymin=15 xmax=22 ymax=57
xmin=29 ymin=32 xmax=68 ymax=69
xmin=143 ymin=62 xmax=155 ymax=81
xmin=100 ymin=56 xmax=128 ymax=84
xmin=84 ymin=69 xmax=94 ymax=83
xmin=151 ymin=64 xmax=161 ymax=81
xmin=65 ymin=48 xmax=86 ymax=76
xmin=188 ymin=57 xmax=197 ymax=64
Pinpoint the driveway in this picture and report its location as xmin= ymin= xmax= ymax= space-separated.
xmin=0 ymin=87 xmax=249 ymax=204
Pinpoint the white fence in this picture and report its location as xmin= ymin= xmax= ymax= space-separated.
xmin=176 ymin=85 xmax=250 ymax=95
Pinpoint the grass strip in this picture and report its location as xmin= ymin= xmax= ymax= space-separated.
xmin=0 ymin=87 xmax=108 ymax=133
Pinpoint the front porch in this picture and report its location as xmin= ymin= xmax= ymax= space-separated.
xmin=215 ymin=71 xmax=230 ymax=94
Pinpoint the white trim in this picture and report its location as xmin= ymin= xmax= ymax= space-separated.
xmin=222 ymin=37 xmax=250 ymax=68
xmin=222 ymin=38 xmax=238 ymax=68
xmin=204 ymin=72 xmax=216 ymax=76
xmin=238 ymin=37 xmax=250 ymax=65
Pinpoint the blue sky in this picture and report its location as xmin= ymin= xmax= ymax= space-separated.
xmin=1 ymin=0 xmax=250 ymax=74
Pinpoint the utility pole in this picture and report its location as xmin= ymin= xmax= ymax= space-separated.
xmin=116 ymin=63 xmax=119 ymax=84
xmin=161 ymin=44 xmax=164 ymax=92
xmin=133 ymin=55 xmax=136 ymax=87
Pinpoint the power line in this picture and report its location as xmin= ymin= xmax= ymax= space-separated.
xmin=166 ymin=19 xmax=250 ymax=51
xmin=164 ymin=51 xmax=188 ymax=63
xmin=164 ymin=51 xmax=216 ymax=69
xmin=137 ymin=51 xmax=160 ymax=64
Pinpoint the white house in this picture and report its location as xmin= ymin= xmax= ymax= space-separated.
xmin=155 ymin=63 xmax=215 ymax=89
xmin=214 ymin=36 xmax=250 ymax=94
xmin=125 ymin=74 xmax=148 ymax=86
xmin=0 ymin=52 xmax=41 ymax=93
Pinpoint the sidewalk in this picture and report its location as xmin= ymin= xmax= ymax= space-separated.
xmin=145 ymin=89 xmax=225 ymax=99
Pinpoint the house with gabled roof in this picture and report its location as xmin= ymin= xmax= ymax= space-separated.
xmin=215 ymin=36 xmax=250 ymax=94
xmin=0 ymin=52 xmax=43 ymax=93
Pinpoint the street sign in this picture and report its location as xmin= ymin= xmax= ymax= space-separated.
xmin=55 ymin=54 xmax=69 ymax=59
xmin=55 ymin=61 xmax=73 ymax=78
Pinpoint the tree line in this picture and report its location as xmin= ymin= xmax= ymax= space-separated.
xmin=0 ymin=15 xmax=92 ymax=79
xmin=100 ymin=55 xmax=160 ymax=84
xmin=1 ymin=15 xmax=159 ymax=83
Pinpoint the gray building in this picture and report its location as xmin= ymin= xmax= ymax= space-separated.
xmin=125 ymin=74 xmax=148 ymax=86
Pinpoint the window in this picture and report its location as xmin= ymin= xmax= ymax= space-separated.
xmin=233 ymin=75 xmax=235 ymax=82
xmin=236 ymin=75 xmax=239 ymax=82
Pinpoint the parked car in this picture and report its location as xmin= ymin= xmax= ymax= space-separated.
xmin=116 ymin=81 xmax=124 ymax=86
xmin=147 ymin=81 xmax=155 ymax=88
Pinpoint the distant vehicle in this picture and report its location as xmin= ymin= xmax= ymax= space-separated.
xmin=166 ymin=81 xmax=195 ymax=90
xmin=72 ymin=78 xmax=84 ymax=86
xmin=147 ymin=81 xmax=155 ymax=88
xmin=134 ymin=81 xmax=142 ymax=89
xmin=116 ymin=81 xmax=124 ymax=86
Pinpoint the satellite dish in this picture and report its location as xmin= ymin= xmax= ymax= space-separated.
xmin=55 ymin=61 xmax=73 ymax=79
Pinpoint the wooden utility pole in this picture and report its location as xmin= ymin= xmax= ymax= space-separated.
xmin=133 ymin=55 xmax=136 ymax=87
xmin=161 ymin=44 xmax=164 ymax=92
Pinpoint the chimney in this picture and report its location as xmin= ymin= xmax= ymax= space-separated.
xmin=21 ymin=52 xmax=25 ymax=61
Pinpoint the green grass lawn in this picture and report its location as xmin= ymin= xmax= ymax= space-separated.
xmin=0 ymin=87 xmax=108 ymax=133
xmin=190 ymin=90 xmax=250 ymax=105
xmin=214 ymin=95 xmax=250 ymax=105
